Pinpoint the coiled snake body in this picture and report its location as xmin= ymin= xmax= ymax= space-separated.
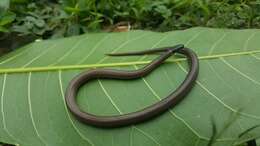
xmin=65 ymin=44 xmax=199 ymax=128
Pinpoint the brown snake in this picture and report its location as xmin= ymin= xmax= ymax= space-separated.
xmin=65 ymin=44 xmax=199 ymax=128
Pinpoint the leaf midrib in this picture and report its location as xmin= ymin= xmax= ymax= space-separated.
xmin=0 ymin=49 xmax=260 ymax=74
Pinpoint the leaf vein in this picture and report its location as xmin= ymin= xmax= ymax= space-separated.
xmin=177 ymin=62 xmax=260 ymax=120
xmin=58 ymin=71 xmax=94 ymax=146
xmin=243 ymin=32 xmax=257 ymax=51
xmin=134 ymin=65 xmax=208 ymax=140
xmin=22 ymin=44 xmax=57 ymax=68
xmin=97 ymin=33 xmax=150 ymax=64
xmin=0 ymin=44 xmax=33 ymax=65
xmin=137 ymin=32 xmax=171 ymax=61
xmin=130 ymin=126 xmax=133 ymax=146
xmin=186 ymin=30 xmax=205 ymax=46
xmin=133 ymin=127 xmax=161 ymax=146
xmin=98 ymin=80 xmax=161 ymax=146
xmin=208 ymin=32 xmax=228 ymax=55
xmin=220 ymin=57 xmax=260 ymax=86
xmin=98 ymin=80 xmax=122 ymax=113
xmin=251 ymin=54 xmax=260 ymax=60
xmin=0 ymin=74 xmax=17 ymax=143
xmin=1 ymin=50 xmax=260 ymax=74
xmin=27 ymin=72 xmax=47 ymax=145
xmin=78 ymin=35 xmax=110 ymax=64
xmin=49 ymin=37 xmax=89 ymax=66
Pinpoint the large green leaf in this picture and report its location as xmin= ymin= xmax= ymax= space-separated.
xmin=0 ymin=27 xmax=260 ymax=146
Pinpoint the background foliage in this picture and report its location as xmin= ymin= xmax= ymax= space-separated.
xmin=1 ymin=0 xmax=260 ymax=39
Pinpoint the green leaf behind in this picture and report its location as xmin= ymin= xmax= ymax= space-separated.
xmin=0 ymin=27 xmax=260 ymax=146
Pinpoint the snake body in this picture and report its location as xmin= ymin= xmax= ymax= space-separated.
xmin=65 ymin=44 xmax=199 ymax=128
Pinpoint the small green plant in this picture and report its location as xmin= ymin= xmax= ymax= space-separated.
xmin=0 ymin=11 xmax=15 ymax=32
xmin=5 ymin=0 xmax=71 ymax=38
xmin=0 ymin=0 xmax=15 ymax=32
xmin=2 ymin=0 xmax=260 ymax=40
